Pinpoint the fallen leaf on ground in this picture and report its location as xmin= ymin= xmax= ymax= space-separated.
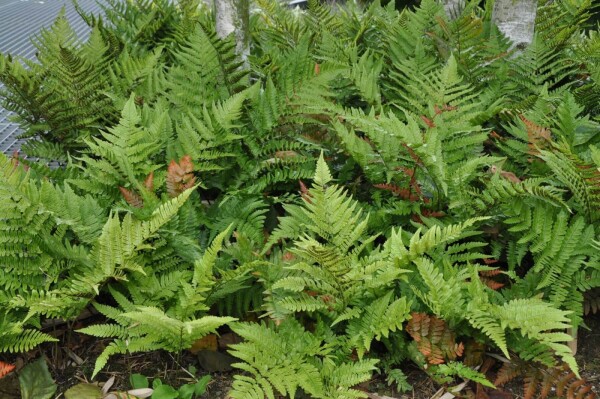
xmin=430 ymin=381 xmax=468 ymax=399
xmin=218 ymin=332 xmax=242 ymax=350
xmin=64 ymin=383 xmax=102 ymax=399
xmin=367 ymin=393 xmax=401 ymax=399
xmin=105 ymin=388 xmax=154 ymax=399
xmin=190 ymin=334 xmax=218 ymax=353
xmin=102 ymin=376 xmax=116 ymax=394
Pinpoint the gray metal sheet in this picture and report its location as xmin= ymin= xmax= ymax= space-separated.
xmin=0 ymin=0 xmax=104 ymax=154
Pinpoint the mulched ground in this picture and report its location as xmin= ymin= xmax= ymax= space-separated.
xmin=577 ymin=314 xmax=600 ymax=393
xmin=0 ymin=313 xmax=598 ymax=399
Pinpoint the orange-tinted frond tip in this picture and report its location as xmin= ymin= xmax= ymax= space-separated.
xmin=0 ymin=361 xmax=15 ymax=379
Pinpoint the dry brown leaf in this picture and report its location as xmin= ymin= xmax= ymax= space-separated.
xmin=274 ymin=150 xmax=299 ymax=159
xmin=101 ymin=376 xmax=115 ymax=394
xmin=105 ymin=388 xmax=153 ymax=399
xmin=190 ymin=334 xmax=218 ymax=353
xmin=489 ymin=165 xmax=521 ymax=183
xmin=366 ymin=393 xmax=401 ymax=399
xmin=64 ymin=348 xmax=84 ymax=366
xmin=121 ymin=388 xmax=153 ymax=398
xmin=430 ymin=381 xmax=469 ymax=399
xmin=218 ymin=332 xmax=242 ymax=350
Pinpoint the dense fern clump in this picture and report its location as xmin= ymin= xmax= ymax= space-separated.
xmin=0 ymin=0 xmax=599 ymax=397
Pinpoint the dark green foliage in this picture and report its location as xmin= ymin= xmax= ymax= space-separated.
xmin=0 ymin=0 xmax=599 ymax=397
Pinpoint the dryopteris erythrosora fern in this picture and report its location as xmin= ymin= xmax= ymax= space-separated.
xmin=0 ymin=0 xmax=598 ymax=395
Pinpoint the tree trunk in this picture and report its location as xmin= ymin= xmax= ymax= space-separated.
xmin=491 ymin=0 xmax=537 ymax=49
xmin=442 ymin=0 xmax=465 ymax=21
xmin=215 ymin=0 xmax=250 ymax=64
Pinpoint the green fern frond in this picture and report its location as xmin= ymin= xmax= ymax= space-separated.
xmin=538 ymin=143 xmax=600 ymax=221
xmin=435 ymin=362 xmax=495 ymax=388
xmin=346 ymin=292 xmax=411 ymax=358
xmin=75 ymin=94 xmax=168 ymax=197
xmin=229 ymin=319 xmax=377 ymax=399
xmin=0 ymin=328 xmax=58 ymax=353
xmin=76 ymin=323 xmax=128 ymax=339
xmin=497 ymin=298 xmax=578 ymax=375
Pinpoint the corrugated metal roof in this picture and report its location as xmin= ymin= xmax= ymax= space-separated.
xmin=0 ymin=0 xmax=103 ymax=154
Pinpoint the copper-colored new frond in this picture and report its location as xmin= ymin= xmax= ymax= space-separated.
xmin=480 ymin=268 xmax=505 ymax=290
xmin=299 ymin=180 xmax=312 ymax=203
xmin=167 ymin=155 xmax=196 ymax=198
xmin=374 ymin=183 xmax=421 ymax=202
xmin=495 ymin=361 xmax=596 ymax=399
xmin=0 ymin=361 xmax=15 ymax=379
xmin=406 ymin=313 xmax=464 ymax=364
xmin=119 ymin=186 xmax=144 ymax=208
xmin=520 ymin=115 xmax=552 ymax=156
xmin=144 ymin=171 xmax=154 ymax=191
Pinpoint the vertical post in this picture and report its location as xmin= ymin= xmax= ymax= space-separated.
xmin=492 ymin=0 xmax=537 ymax=49
xmin=215 ymin=0 xmax=250 ymax=65
xmin=443 ymin=0 xmax=465 ymax=20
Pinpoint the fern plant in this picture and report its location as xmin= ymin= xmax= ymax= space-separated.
xmin=0 ymin=0 xmax=598 ymax=396
xmin=227 ymin=156 xmax=581 ymax=397
xmin=225 ymin=155 xmax=412 ymax=397
xmin=0 ymin=14 xmax=121 ymax=159
xmin=0 ymin=139 xmax=200 ymax=353
xmin=495 ymin=360 xmax=596 ymax=399
xmin=229 ymin=319 xmax=378 ymax=399
xmin=78 ymin=227 xmax=236 ymax=377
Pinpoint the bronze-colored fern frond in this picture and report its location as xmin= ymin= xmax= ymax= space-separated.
xmin=0 ymin=361 xmax=15 ymax=379
xmin=406 ymin=313 xmax=464 ymax=365
xmin=166 ymin=155 xmax=196 ymax=198
xmin=495 ymin=361 xmax=596 ymax=399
